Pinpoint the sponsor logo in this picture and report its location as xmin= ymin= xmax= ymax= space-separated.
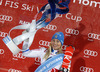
xmin=35 ymin=57 xmax=41 ymax=65
xmin=0 ymin=49 xmax=4 ymax=54
xmin=62 ymin=45 xmax=67 ymax=50
xmin=39 ymin=40 xmax=50 ymax=47
xmin=84 ymin=49 xmax=98 ymax=58
xmin=5 ymin=1 xmax=19 ymax=9
xmin=64 ymin=51 xmax=73 ymax=61
xmin=88 ymin=33 xmax=100 ymax=41
xmin=19 ymin=20 xmax=31 ymax=24
xmin=13 ymin=53 xmax=26 ymax=60
xmin=21 ymin=4 xmax=34 ymax=11
xmin=80 ymin=66 xmax=94 ymax=72
xmin=0 ymin=31 xmax=8 ymax=37
xmin=66 ymin=13 xmax=82 ymax=22
xmin=73 ymin=0 xmax=100 ymax=8
xmin=0 ymin=15 xmax=13 ymax=23
xmin=43 ymin=24 xmax=57 ymax=32
xmin=65 ymin=28 xmax=79 ymax=36
xmin=8 ymin=69 xmax=22 ymax=72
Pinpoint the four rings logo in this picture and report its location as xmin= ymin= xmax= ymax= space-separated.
xmin=43 ymin=24 xmax=57 ymax=32
xmin=0 ymin=15 xmax=13 ymax=23
xmin=39 ymin=40 xmax=50 ymax=46
xmin=8 ymin=69 xmax=22 ymax=72
xmin=0 ymin=31 xmax=8 ymax=37
xmin=13 ymin=53 xmax=26 ymax=60
xmin=35 ymin=57 xmax=41 ymax=65
xmin=62 ymin=45 xmax=67 ymax=51
xmin=0 ymin=49 xmax=4 ymax=54
xmin=88 ymin=33 xmax=100 ymax=40
xmin=80 ymin=66 xmax=94 ymax=72
xmin=65 ymin=28 xmax=79 ymax=36
xmin=84 ymin=49 xmax=98 ymax=58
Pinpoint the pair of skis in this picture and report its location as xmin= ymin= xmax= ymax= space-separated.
xmin=60 ymin=45 xmax=75 ymax=72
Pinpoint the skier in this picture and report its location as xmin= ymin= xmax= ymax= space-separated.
xmin=22 ymin=32 xmax=65 ymax=72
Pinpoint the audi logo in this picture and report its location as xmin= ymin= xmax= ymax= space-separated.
xmin=80 ymin=66 xmax=94 ymax=72
xmin=88 ymin=33 xmax=100 ymax=40
xmin=13 ymin=53 xmax=26 ymax=59
xmin=39 ymin=40 xmax=50 ymax=46
xmin=65 ymin=28 xmax=79 ymax=35
xmin=35 ymin=57 xmax=41 ymax=65
xmin=62 ymin=45 xmax=67 ymax=50
xmin=35 ymin=57 xmax=41 ymax=62
xmin=0 ymin=31 xmax=8 ymax=37
xmin=44 ymin=24 xmax=57 ymax=31
xmin=8 ymin=69 xmax=22 ymax=72
xmin=0 ymin=15 xmax=13 ymax=21
xmin=84 ymin=49 xmax=98 ymax=57
xmin=0 ymin=49 xmax=4 ymax=54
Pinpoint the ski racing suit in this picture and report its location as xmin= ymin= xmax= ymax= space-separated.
xmin=22 ymin=42 xmax=62 ymax=72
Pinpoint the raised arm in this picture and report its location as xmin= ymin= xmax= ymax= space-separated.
xmin=22 ymin=41 xmax=45 ymax=58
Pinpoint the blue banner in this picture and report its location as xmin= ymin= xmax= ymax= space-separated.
xmin=35 ymin=54 xmax=64 ymax=72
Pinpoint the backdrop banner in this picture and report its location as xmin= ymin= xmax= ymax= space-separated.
xmin=0 ymin=0 xmax=100 ymax=72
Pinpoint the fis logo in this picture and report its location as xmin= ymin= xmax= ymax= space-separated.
xmin=80 ymin=66 xmax=94 ymax=72
xmin=65 ymin=28 xmax=79 ymax=36
xmin=8 ymin=69 xmax=22 ymax=72
xmin=0 ymin=49 xmax=4 ymax=54
xmin=43 ymin=24 xmax=57 ymax=32
xmin=0 ymin=31 xmax=8 ymax=37
xmin=88 ymin=33 xmax=100 ymax=41
xmin=13 ymin=53 xmax=26 ymax=60
xmin=84 ymin=49 xmax=98 ymax=58
xmin=39 ymin=40 xmax=50 ymax=47
xmin=35 ymin=57 xmax=41 ymax=65
xmin=0 ymin=15 xmax=13 ymax=23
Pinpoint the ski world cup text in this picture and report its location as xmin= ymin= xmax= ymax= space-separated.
xmin=0 ymin=0 xmax=34 ymax=12
xmin=73 ymin=0 xmax=100 ymax=8
xmin=66 ymin=13 xmax=82 ymax=22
